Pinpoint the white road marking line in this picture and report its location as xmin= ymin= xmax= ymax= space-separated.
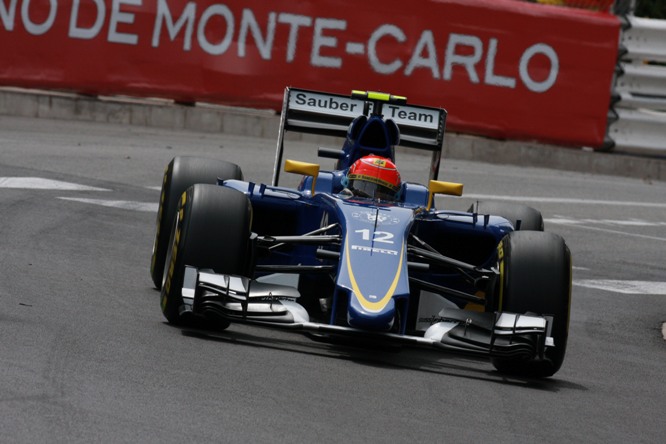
xmin=547 ymin=217 xmax=666 ymax=227
xmin=464 ymin=194 xmax=666 ymax=209
xmin=0 ymin=177 xmax=110 ymax=191
xmin=547 ymin=221 xmax=666 ymax=242
xmin=58 ymin=197 xmax=157 ymax=212
xmin=662 ymin=323 xmax=666 ymax=341
xmin=574 ymin=279 xmax=666 ymax=295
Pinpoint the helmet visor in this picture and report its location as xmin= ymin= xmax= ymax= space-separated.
xmin=348 ymin=179 xmax=398 ymax=201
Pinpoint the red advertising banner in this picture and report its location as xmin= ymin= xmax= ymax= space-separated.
xmin=0 ymin=0 xmax=620 ymax=147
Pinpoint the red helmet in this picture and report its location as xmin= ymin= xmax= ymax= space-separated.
xmin=347 ymin=155 xmax=401 ymax=201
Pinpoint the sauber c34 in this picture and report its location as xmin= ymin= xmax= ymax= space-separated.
xmin=150 ymin=88 xmax=572 ymax=378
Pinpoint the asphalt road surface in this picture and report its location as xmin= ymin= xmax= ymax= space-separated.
xmin=1 ymin=115 xmax=664 ymax=443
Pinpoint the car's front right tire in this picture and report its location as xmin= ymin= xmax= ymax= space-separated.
xmin=151 ymin=156 xmax=243 ymax=290
xmin=161 ymin=184 xmax=252 ymax=327
xmin=492 ymin=231 xmax=572 ymax=378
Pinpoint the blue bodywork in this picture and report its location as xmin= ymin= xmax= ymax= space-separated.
xmin=165 ymin=89 xmax=565 ymax=376
xmin=223 ymin=178 xmax=511 ymax=333
xmin=220 ymin=103 xmax=513 ymax=334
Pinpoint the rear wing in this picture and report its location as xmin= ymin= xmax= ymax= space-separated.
xmin=272 ymin=87 xmax=447 ymax=186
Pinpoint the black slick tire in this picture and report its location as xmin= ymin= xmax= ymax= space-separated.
xmin=468 ymin=201 xmax=544 ymax=231
xmin=160 ymin=184 xmax=252 ymax=327
xmin=150 ymin=156 xmax=243 ymax=289
xmin=492 ymin=231 xmax=572 ymax=378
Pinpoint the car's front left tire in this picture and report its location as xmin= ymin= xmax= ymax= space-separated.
xmin=468 ymin=201 xmax=544 ymax=231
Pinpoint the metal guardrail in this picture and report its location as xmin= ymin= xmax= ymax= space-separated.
xmin=606 ymin=14 xmax=666 ymax=154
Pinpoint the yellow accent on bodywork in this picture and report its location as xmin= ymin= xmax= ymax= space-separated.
xmin=497 ymin=240 xmax=505 ymax=310
xmin=351 ymin=90 xmax=407 ymax=104
xmin=426 ymin=180 xmax=463 ymax=211
xmin=284 ymin=159 xmax=320 ymax=195
xmin=344 ymin=237 xmax=404 ymax=312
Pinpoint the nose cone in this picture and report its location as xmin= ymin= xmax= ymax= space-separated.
xmin=348 ymin=295 xmax=396 ymax=331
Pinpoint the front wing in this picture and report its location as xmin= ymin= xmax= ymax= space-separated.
xmin=181 ymin=267 xmax=554 ymax=362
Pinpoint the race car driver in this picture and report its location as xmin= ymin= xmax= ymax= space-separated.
xmin=341 ymin=154 xmax=402 ymax=201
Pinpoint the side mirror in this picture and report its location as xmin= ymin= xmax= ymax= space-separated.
xmin=284 ymin=160 xmax=320 ymax=195
xmin=427 ymin=180 xmax=463 ymax=211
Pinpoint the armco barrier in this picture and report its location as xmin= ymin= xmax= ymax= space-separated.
xmin=606 ymin=15 xmax=666 ymax=154
xmin=0 ymin=0 xmax=619 ymax=148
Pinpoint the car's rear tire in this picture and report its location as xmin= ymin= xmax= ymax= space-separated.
xmin=161 ymin=184 xmax=252 ymax=327
xmin=492 ymin=231 xmax=572 ymax=378
xmin=150 ymin=156 xmax=243 ymax=289
xmin=468 ymin=201 xmax=544 ymax=231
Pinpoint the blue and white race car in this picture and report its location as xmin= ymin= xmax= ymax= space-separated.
xmin=150 ymin=88 xmax=572 ymax=378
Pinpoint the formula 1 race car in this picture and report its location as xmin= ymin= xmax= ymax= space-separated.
xmin=150 ymin=88 xmax=572 ymax=378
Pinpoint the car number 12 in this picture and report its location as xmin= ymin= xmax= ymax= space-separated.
xmin=355 ymin=229 xmax=394 ymax=244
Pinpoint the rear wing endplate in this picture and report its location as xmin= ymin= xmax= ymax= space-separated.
xmin=272 ymin=87 xmax=447 ymax=186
